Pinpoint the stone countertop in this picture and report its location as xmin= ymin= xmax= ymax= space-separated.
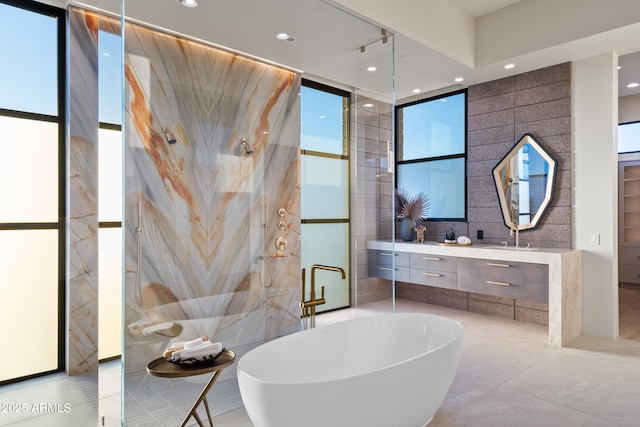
xmin=367 ymin=240 xmax=580 ymax=264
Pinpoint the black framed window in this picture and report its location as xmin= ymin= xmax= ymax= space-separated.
xmin=395 ymin=90 xmax=467 ymax=221
xmin=0 ymin=0 xmax=66 ymax=383
xmin=619 ymin=120 xmax=640 ymax=153
xmin=300 ymin=79 xmax=351 ymax=313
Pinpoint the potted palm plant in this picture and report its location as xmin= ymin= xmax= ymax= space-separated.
xmin=395 ymin=189 xmax=431 ymax=241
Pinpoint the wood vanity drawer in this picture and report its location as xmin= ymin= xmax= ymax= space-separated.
xmin=619 ymin=247 xmax=640 ymax=265
xmin=619 ymin=264 xmax=640 ymax=284
xmin=410 ymin=253 xmax=457 ymax=272
xmin=457 ymin=258 xmax=549 ymax=303
xmin=410 ymin=268 xmax=457 ymax=289
xmin=368 ymin=250 xmax=410 ymax=268
xmin=368 ymin=263 xmax=411 ymax=282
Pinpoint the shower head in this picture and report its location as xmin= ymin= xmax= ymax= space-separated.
xmin=241 ymin=138 xmax=254 ymax=155
xmin=162 ymin=127 xmax=177 ymax=144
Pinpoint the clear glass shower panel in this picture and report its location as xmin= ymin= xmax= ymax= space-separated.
xmin=351 ymin=35 xmax=396 ymax=314
xmin=121 ymin=2 xmax=301 ymax=423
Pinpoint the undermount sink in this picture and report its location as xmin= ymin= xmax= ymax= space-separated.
xmin=490 ymin=246 xmax=538 ymax=251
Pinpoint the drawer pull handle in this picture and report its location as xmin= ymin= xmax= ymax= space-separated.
xmin=486 ymin=262 xmax=510 ymax=268
xmin=380 ymin=252 xmax=397 ymax=256
xmin=486 ymin=280 xmax=511 ymax=287
xmin=380 ymin=267 xmax=398 ymax=271
xmin=421 ymin=256 xmax=441 ymax=261
xmin=422 ymin=272 xmax=442 ymax=277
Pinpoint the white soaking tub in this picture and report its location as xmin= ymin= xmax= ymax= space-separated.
xmin=237 ymin=312 xmax=464 ymax=427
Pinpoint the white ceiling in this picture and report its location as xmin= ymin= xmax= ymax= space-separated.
xmin=449 ymin=0 xmax=522 ymax=18
xmin=63 ymin=0 xmax=640 ymax=101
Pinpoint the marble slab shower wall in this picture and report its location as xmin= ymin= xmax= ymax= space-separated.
xmin=67 ymin=7 xmax=99 ymax=386
xmin=122 ymin=21 xmax=302 ymax=373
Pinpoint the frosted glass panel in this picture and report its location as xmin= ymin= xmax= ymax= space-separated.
xmin=301 ymin=223 xmax=349 ymax=312
xmin=0 ymin=116 xmax=58 ymax=223
xmin=99 ymin=228 xmax=123 ymax=359
xmin=301 ymin=155 xmax=348 ymax=219
xmin=0 ymin=230 xmax=58 ymax=381
xmin=301 ymin=86 xmax=345 ymax=155
xmin=0 ymin=3 xmax=58 ymax=116
xmin=397 ymin=157 xmax=466 ymax=219
xmin=99 ymin=128 xmax=123 ymax=222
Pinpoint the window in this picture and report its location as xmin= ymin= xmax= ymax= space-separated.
xmin=98 ymin=27 xmax=123 ymax=360
xmin=300 ymin=80 xmax=350 ymax=312
xmin=0 ymin=0 xmax=65 ymax=383
xmin=395 ymin=90 xmax=467 ymax=220
xmin=619 ymin=121 xmax=640 ymax=153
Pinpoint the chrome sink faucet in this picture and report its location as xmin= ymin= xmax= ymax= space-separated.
xmin=510 ymin=225 xmax=520 ymax=248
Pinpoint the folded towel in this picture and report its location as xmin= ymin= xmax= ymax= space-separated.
xmin=170 ymin=341 xmax=223 ymax=361
xmin=183 ymin=336 xmax=209 ymax=349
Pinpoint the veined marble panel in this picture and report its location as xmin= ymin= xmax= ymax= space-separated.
xmin=67 ymin=7 xmax=99 ymax=382
xmin=122 ymin=20 xmax=302 ymax=373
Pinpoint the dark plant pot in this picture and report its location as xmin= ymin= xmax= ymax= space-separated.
xmin=399 ymin=217 xmax=416 ymax=241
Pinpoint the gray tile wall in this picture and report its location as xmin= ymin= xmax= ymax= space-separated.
xmin=351 ymin=95 xmax=394 ymax=306
xmin=392 ymin=62 xmax=572 ymax=322
xmin=466 ymin=62 xmax=572 ymax=249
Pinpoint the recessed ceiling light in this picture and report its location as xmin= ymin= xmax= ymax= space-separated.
xmin=319 ymin=115 xmax=327 ymax=119
xmin=176 ymin=0 xmax=198 ymax=7
xmin=367 ymin=66 xmax=377 ymax=72
xmin=618 ymin=65 xmax=622 ymax=70
xmin=504 ymin=63 xmax=515 ymax=69
xmin=628 ymin=82 xmax=640 ymax=88
xmin=440 ymin=98 xmax=448 ymax=102
xmin=363 ymin=103 xmax=374 ymax=108
xmin=412 ymin=89 xmax=421 ymax=93
xmin=276 ymin=33 xmax=289 ymax=40
xmin=454 ymin=77 xmax=464 ymax=83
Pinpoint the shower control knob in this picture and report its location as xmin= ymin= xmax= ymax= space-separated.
xmin=275 ymin=236 xmax=287 ymax=251
xmin=278 ymin=208 xmax=286 ymax=217
xmin=278 ymin=221 xmax=287 ymax=230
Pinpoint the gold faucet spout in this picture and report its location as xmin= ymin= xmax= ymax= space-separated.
xmin=300 ymin=264 xmax=346 ymax=329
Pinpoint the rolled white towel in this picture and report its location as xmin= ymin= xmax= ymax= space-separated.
xmin=171 ymin=342 xmax=223 ymax=361
xmin=183 ymin=336 xmax=209 ymax=349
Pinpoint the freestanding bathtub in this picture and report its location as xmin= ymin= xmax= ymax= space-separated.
xmin=237 ymin=312 xmax=464 ymax=427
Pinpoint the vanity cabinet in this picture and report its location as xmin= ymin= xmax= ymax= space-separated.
xmin=457 ymin=258 xmax=548 ymax=303
xmin=367 ymin=249 xmax=410 ymax=282
xmin=409 ymin=253 xmax=457 ymax=289
xmin=618 ymin=160 xmax=640 ymax=285
xmin=368 ymin=249 xmax=548 ymax=302
xmin=367 ymin=240 xmax=582 ymax=347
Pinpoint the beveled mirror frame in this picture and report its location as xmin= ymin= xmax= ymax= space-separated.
xmin=492 ymin=134 xmax=557 ymax=231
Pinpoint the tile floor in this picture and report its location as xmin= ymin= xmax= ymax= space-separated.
xmin=2 ymin=290 xmax=640 ymax=426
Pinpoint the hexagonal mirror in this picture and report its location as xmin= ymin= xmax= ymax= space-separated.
xmin=492 ymin=134 xmax=557 ymax=231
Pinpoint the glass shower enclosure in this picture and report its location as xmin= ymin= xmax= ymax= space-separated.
xmin=106 ymin=0 xmax=395 ymax=424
